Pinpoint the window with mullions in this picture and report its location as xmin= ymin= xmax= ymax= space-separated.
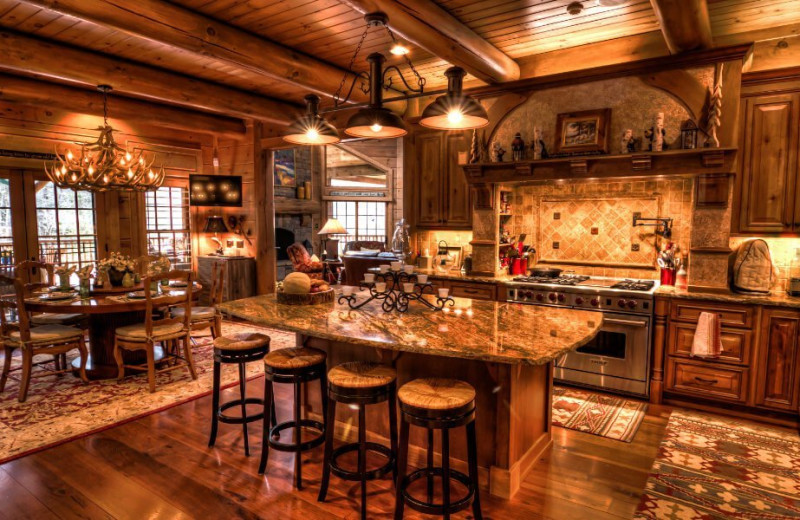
xmin=145 ymin=185 xmax=191 ymax=269
xmin=35 ymin=181 xmax=97 ymax=269
xmin=328 ymin=201 xmax=387 ymax=251
xmin=0 ymin=179 xmax=14 ymax=266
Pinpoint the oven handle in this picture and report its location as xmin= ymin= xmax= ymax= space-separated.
xmin=603 ymin=318 xmax=648 ymax=328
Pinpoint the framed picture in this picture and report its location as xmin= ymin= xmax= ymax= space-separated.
xmin=554 ymin=108 xmax=611 ymax=154
xmin=273 ymin=149 xmax=296 ymax=187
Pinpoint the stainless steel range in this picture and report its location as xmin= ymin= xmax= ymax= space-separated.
xmin=507 ymin=275 xmax=657 ymax=397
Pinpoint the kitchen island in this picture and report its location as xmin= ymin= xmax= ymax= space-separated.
xmin=219 ymin=293 xmax=602 ymax=498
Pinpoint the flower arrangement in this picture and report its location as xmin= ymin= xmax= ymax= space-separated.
xmin=54 ymin=264 xmax=76 ymax=290
xmin=96 ymin=252 xmax=135 ymax=287
xmin=77 ymin=265 xmax=94 ymax=280
xmin=146 ymin=256 xmax=171 ymax=278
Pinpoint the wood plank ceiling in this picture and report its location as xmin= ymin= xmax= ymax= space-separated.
xmin=0 ymin=0 xmax=798 ymax=126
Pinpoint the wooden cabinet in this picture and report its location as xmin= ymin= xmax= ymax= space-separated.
xmin=448 ymin=281 xmax=497 ymax=301
xmin=414 ymin=131 xmax=472 ymax=229
xmin=734 ymin=91 xmax=800 ymax=234
xmin=197 ymin=256 xmax=256 ymax=304
xmin=756 ymin=307 xmax=800 ymax=411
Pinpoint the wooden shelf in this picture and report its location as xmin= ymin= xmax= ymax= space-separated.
xmin=274 ymin=198 xmax=320 ymax=214
xmin=461 ymin=147 xmax=737 ymax=185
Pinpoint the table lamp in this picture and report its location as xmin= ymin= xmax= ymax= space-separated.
xmin=203 ymin=215 xmax=228 ymax=255
xmin=318 ymin=218 xmax=347 ymax=260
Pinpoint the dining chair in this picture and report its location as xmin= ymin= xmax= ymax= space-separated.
xmin=171 ymin=261 xmax=224 ymax=341
xmin=113 ymin=270 xmax=196 ymax=393
xmin=0 ymin=273 xmax=88 ymax=402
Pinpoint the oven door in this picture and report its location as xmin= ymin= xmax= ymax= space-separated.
xmin=555 ymin=312 xmax=650 ymax=382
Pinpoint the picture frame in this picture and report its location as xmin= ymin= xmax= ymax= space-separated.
xmin=554 ymin=108 xmax=611 ymax=154
xmin=273 ymin=148 xmax=296 ymax=187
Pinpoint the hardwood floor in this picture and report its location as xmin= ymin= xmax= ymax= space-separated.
xmin=0 ymin=379 xmax=672 ymax=519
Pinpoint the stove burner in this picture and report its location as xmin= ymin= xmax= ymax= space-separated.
xmin=514 ymin=275 xmax=590 ymax=286
xmin=610 ymin=279 xmax=656 ymax=291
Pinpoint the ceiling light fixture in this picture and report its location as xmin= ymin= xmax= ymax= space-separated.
xmin=283 ymin=94 xmax=340 ymax=145
xmin=419 ymin=66 xmax=489 ymax=130
xmin=390 ymin=40 xmax=410 ymax=56
xmin=344 ymin=52 xmax=410 ymax=138
xmin=44 ymin=85 xmax=164 ymax=192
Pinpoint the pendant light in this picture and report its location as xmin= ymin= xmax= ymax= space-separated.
xmin=419 ymin=67 xmax=489 ymax=130
xmin=344 ymin=53 xmax=408 ymax=139
xmin=283 ymin=94 xmax=340 ymax=145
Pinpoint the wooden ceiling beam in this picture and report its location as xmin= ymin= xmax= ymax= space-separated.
xmin=18 ymin=0 xmax=366 ymax=103
xmin=0 ymin=74 xmax=246 ymax=139
xmin=649 ymin=0 xmax=713 ymax=54
xmin=339 ymin=0 xmax=520 ymax=83
xmin=0 ymin=30 xmax=296 ymax=124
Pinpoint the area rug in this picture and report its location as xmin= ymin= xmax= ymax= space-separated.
xmin=635 ymin=409 xmax=800 ymax=519
xmin=0 ymin=321 xmax=295 ymax=465
xmin=551 ymin=385 xmax=647 ymax=442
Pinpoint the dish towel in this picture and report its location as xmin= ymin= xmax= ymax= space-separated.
xmin=691 ymin=312 xmax=722 ymax=358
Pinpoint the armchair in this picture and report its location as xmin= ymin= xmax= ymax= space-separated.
xmin=286 ymin=242 xmax=323 ymax=280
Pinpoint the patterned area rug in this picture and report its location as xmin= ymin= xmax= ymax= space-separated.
xmin=551 ymin=385 xmax=647 ymax=442
xmin=635 ymin=410 xmax=800 ymax=519
xmin=0 ymin=321 xmax=295 ymax=465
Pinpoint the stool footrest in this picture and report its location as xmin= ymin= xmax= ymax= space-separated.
xmin=401 ymin=467 xmax=475 ymax=516
xmin=330 ymin=442 xmax=395 ymax=482
xmin=268 ymin=419 xmax=325 ymax=452
xmin=217 ymin=397 xmax=265 ymax=425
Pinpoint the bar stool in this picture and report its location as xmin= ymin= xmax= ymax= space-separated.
xmin=259 ymin=346 xmax=327 ymax=489
xmin=318 ymin=362 xmax=398 ymax=520
xmin=394 ymin=378 xmax=482 ymax=520
xmin=208 ymin=332 xmax=274 ymax=456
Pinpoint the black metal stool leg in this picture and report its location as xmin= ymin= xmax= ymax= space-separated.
xmin=394 ymin=417 xmax=410 ymax=520
xmin=258 ymin=378 xmax=274 ymax=475
xmin=238 ymin=363 xmax=250 ymax=456
xmin=388 ymin=387 xmax=399 ymax=485
xmin=358 ymin=404 xmax=368 ymax=520
xmin=426 ymin=428 xmax=434 ymax=503
xmin=294 ymin=381 xmax=303 ymax=490
xmin=467 ymin=420 xmax=482 ymax=520
xmin=442 ymin=428 xmax=451 ymax=520
xmin=317 ymin=395 xmax=337 ymax=502
xmin=208 ymin=359 xmax=221 ymax=447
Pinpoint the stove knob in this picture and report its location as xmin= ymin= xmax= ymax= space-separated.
xmin=618 ymin=299 xmax=627 ymax=308
xmin=627 ymin=300 xmax=637 ymax=309
xmin=557 ymin=293 xmax=566 ymax=302
xmin=525 ymin=291 xmax=534 ymax=299
xmin=535 ymin=293 xmax=544 ymax=302
xmin=548 ymin=293 xmax=557 ymax=302
xmin=590 ymin=298 xmax=600 ymax=306
xmin=575 ymin=296 xmax=584 ymax=305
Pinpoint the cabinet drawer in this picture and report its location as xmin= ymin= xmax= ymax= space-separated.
xmin=669 ymin=301 xmax=753 ymax=328
xmin=449 ymin=282 xmax=496 ymax=301
xmin=666 ymin=358 xmax=748 ymax=402
xmin=667 ymin=322 xmax=751 ymax=364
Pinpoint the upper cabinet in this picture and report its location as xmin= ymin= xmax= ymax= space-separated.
xmin=733 ymin=90 xmax=800 ymax=234
xmin=413 ymin=131 xmax=472 ymax=229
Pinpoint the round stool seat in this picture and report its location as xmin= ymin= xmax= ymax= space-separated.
xmin=398 ymin=378 xmax=475 ymax=411
xmin=264 ymin=347 xmax=326 ymax=370
xmin=213 ymin=332 xmax=270 ymax=352
xmin=328 ymin=362 xmax=396 ymax=389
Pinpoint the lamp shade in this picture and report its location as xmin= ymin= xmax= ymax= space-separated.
xmin=284 ymin=95 xmax=341 ymax=145
xmin=419 ymin=67 xmax=489 ymax=130
xmin=203 ymin=215 xmax=228 ymax=233
xmin=318 ymin=218 xmax=348 ymax=235
xmin=344 ymin=53 xmax=408 ymax=139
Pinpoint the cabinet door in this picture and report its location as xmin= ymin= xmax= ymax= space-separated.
xmin=756 ymin=308 xmax=800 ymax=411
xmin=737 ymin=94 xmax=800 ymax=233
xmin=443 ymin=132 xmax=472 ymax=228
xmin=416 ymin=133 xmax=443 ymax=227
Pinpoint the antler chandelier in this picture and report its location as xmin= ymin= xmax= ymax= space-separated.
xmin=45 ymin=85 xmax=165 ymax=192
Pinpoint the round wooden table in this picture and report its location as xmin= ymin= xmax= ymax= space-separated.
xmin=25 ymin=283 xmax=202 ymax=380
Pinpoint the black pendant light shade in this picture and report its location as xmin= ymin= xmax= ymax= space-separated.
xmin=419 ymin=67 xmax=489 ymax=130
xmin=283 ymin=94 xmax=340 ymax=145
xmin=345 ymin=53 xmax=408 ymax=139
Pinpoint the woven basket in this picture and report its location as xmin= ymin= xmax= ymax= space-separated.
xmin=277 ymin=288 xmax=335 ymax=305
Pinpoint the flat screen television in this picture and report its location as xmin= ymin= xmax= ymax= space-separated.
xmin=189 ymin=174 xmax=242 ymax=207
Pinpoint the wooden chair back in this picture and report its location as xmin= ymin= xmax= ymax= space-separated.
xmin=141 ymin=270 xmax=194 ymax=340
xmin=209 ymin=261 xmax=226 ymax=306
xmin=0 ymin=273 xmax=31 ymax=343
xmin=15 ymin=260 xmax=54 ymax=294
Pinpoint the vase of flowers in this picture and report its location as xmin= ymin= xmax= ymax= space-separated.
xmin=145 ymin=256 xmax=171 ymax=288
xmin=54 ymin=265 xmax=76 ymax=291
xmin=77 ymin=265 xmax=93 ymax=298
xmin=97 ymin=252 xmax=136 ymax=287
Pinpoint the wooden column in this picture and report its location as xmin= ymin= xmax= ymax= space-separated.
xmin=254 ymin=122 xmax=276 ymax=294
xmin=650 ymin=297 xmax=669 ymax=404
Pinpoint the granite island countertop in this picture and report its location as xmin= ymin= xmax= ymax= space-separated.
xmin=219 ymin=294 xmax=602 ymax=365
xmin=656 ymin=285 xmax=800 ymax=309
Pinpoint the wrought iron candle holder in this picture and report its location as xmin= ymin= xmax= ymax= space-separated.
xmin=338 ymin=269 xmax=454 ymax=313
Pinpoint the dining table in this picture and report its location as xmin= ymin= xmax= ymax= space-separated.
xmin=24 ymin=282 xmax=202 ymax=380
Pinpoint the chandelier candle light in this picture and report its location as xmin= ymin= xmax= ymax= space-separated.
xmin=45 ymin=85 xmax=165 ymax=192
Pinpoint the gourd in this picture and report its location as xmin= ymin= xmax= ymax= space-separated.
xmin=283 ymin=272 xmax=312 ymax=294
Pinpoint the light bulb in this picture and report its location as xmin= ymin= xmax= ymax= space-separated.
xmin=119 ymin=158 xmax=126 ymax=166
xmin=125 ymin=152 xmax=132 ymax=161
xmin=88 ymin=165 xmax=94 ymax=175
xmin=61 ymin=166 xmax=67 ymax=174
xmin=306 ymin=128 xmax=320 ymax=141
xmin=127 ymin=168 xmax=133 ymax=178
xmin=370 ymin=123 xmax=383 ymax=133
xmin=447 ymin=110 xmax=464 ymax=125
xmin=139 ymin=157 xmax=144 ymax=164
xmin=390 ymin=43 xmax=409 ymax=56
xmin=103 ymin=175 xmax=109 ymax=183
xmin=148 ymin=170 xmax=154 ymax=179
xmin=66 ymin=150 xmax=74 ymax=160
xmin=70 ymin=173 xmax=77 ymax=182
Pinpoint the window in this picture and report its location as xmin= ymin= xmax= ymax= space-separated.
xmin=35 ymin=181 xmax=97 ymax=269
xmin=0 ymin=178 xmax=13 ymax=266
xmin=329 ymin=201 xmax=387 ymax=250
xmin=145 ymin=185 xmax=191 ymax=269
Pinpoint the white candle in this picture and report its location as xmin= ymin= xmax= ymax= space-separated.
xmin=374 ymin=282 xmax=387 ymax=292
xmin=390 ymin=261 xmax=402 ymax=271
xmin=438 ymin=288 xmax=449 ymax=298
xmin=403 ymin=283 xmax=415 ymax=293
xmin=379 ymin=264 xmax=390 ymax=273
xmin=341 ymin=286 xmax=354 ymax=296
xmin=403 ymin=265 xmax=414 ymax=274
xmin=417 ymin=274 xmax=428 ymax=284
xmin=364 ymin=273 xmax=375 ymax=283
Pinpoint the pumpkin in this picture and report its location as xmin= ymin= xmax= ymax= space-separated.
xmin=282 ymin=272 xmax=312 ymax=294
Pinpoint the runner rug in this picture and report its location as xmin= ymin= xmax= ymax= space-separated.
xmin=0 ymin=321 xmax=295 ymax=465
xmin=635 ymin=409 xmax=800 ymax=519
xmin=551 ymin=385 xmax=647 ymax=442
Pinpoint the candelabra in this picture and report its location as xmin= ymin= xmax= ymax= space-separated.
xmin=338 ymin=270 xmax=454 ymax=313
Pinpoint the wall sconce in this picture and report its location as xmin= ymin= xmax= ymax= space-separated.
xmin=203 ymin=215 xmax=228 ymax=255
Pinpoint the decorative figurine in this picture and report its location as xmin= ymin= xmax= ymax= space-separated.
xmin=705 ymin=62 xmax=723 ymax=148
xmin=511 ymin=132 xmax=525 ymax=161
xmin=469 ymin=129 xmax=481 ymax=163
xmin=531 ymin=126 xmax=548 ymax=160
xmin=645 ymin=112 xmax=667 ymax=152
xmin=680 ymin=119 xmax=698 ymax=149
xmin=620 ymin=129 xmax=634 ymax=154
xmin=491 ymin=140 xmax=506 ymax=162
